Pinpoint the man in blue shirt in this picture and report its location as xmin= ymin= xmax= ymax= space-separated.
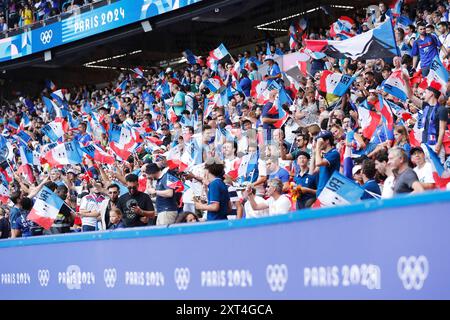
xmin=146 ymin=163 xmax=179 ymax=225
xmin=263 ymin=55 xmax=282 ymax=85
xmin=293 ymin=151 xmax=317 ymax=209
xmin=360 ymin=159 xmax=381 ymax=200
xmin=412 ymin=22 xmax=445 ymax=76
xmin=74 ymin=122 xmax=92 ymax=146
xmin=267 ymin=157 xmax=290 ymax=191
xmin=261 ymin=90 xmax=279 ymax=141
xmin=314 ymin=131 xmax=341 ymax=196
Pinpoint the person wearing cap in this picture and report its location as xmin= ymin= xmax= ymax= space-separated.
xmin=352 ymin=164 xmax=363 ymax=185
xmin=263 ymin=55 xmax=282 ymax=85
xmin=78 ymin=180 xmax=108 ymax=232
xmin=146 ymin=163 xmax=179 ymax=226
xmin=410 ymin=146 xmax=436 ymax=190
xmin=314 ymin=130 xmax=341 ymax=196
xmin=293 ymin=151 xmax=317 ymax=209
xmin=360 ymin=159 xmax=381 ymax=200
xmin=403 ymin=71 xmax=449 ymax=163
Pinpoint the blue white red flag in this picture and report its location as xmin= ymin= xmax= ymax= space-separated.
xmin=313 ymin=171 xmax=365 ymax=207
xmin=381 ymin=70 xmax=409 ymax=101
xmin=209 ymin=43 xmax=229 ymax=60
xmin=427 ymin=55 xmax=449 ymax=94
xmin=132 ymin=67 xmax=144 ymax=79
xmin=357 ymin=100 xmax=382 ymax=139
xmin=343 ymin=131 xmax=355 ymax=179
xmin=41 ymin=118 xmax=68 ymax=142
xmin=422 ymin=143 xmax=450 ymax=189
xmin=80 ymin=143 xmax=115 ymax=165
xmin=319 ymin=70 xmax=358 ymax=96
xmin=28 ymin=186 xmax=65 ymax=229
xmin=44 ymin=141 xmax=83 ymax=167
xmin=329 ymin=16 xmax=355 ymax=39
xmin=203 ymin=76 xmax=224 ymax=93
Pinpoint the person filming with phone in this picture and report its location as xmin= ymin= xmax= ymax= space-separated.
xmin=116 ymin=174 xmax=155 ymax=228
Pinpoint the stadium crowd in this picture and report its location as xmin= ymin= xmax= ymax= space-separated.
xmin=0 ymin=0 xmax=101 ymax=32
xmin=1 ymin=0 xmax=450 ymax=239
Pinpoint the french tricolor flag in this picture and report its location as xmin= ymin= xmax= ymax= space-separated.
xmin=381 ymin=70 xmax=409 ymax=101
xmin=203 ymin=76 xmax=224 ymax=93
xmin=357 ymin=100 xmax=382 ymax=140
xmin=41 ymin=118 xmax=68 ymax=142
xmin=166 ymin=172 xmax=184 ymax=192
xmin=0 ymin=182 xmax=9 ymax=204
xmin=312 ymin=171 xmax=365 ymax=208
xmin=45 ymin=141 xmax=83 ymax=167
xmin=50 ymin=89 xmax=66 ymax=105
xmin=132 ymin=67 xmax=144 ymax=79
xmin=422 ymin=143 xmax=450 ymax=189
xmin=167 ymin=106 xmax=178 ymax=123
xmin=390 ymin=0 xmax=403 ymax=17
xmin=209 ymin=43 xmax=229 ymax=60
xmin=427 ymin=55 xmax=449 ymax=94
xmin=80 ymin=143 xmax=115 ymax=165
xmin=109 ymin=124 xmax=141 ymax=160
xmin=116 ymin=80 xmax=128 ymax=93
xmin=28 ymin=186 xmax=65 ymax=230
xmin=343 ymin=131 xmax=355 ymax=179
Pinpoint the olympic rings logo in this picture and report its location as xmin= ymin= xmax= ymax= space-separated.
xmin=397 ymin=255 xmax=429 ymax=290
xmin=174 ymin=268 xmax=190 ymax=291
xmin=266 ymin=264 xmax=288 ymax=292
xmin=103 ymin=268 xmax=117 ymax=288
xmin=37 ymin=269 xmax=50 ymax=287
xmin=40 ymin=30 xmax=53 ymax=44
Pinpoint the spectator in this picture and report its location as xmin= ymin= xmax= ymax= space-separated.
xmin=412 ymin=22 xmax=444 ymax=76
xmin=0 ymin=207 xmax=10 ymax=239
xmin=314 ymin=130 xmax=341 ymax=196
xmin=194 ymin=159 xmax=231 ymax=221
xmin=410 ymin=146 xmax=436 ymax=190
xmin=361 ymin=159 xmax=382 ymax=200
xmin=117 ymin=174 xmax=155 ymax=227
xmin=293 ymin=151 xmax=317 ymax=209
xmin=108 ymin=208 xmax=125 ymax=230
xmin=246 ymin=178 xmax=292 ymax=216
xmin=146 ymin=163 xmax=179 ymax=225
xmin=388 ymin=148 xmax=425 ymax=194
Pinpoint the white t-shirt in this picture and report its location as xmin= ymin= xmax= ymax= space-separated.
xmin=414 ymin=162 xmax=435 ymax=184
xmin=266 ymin=195 xmax=292 ymax=216
xmin=381 ymin=175 xmax=395 ymax=199
xmin=244 ymin=196 xmax=269 ymax=218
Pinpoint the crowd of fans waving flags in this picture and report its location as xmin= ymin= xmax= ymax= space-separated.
xmin=1 ymin=0 xmax=450 ymax=235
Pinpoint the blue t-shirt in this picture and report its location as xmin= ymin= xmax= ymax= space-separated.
xmin=9 ymin=206 xmax=22 ymax=230
xmin=239 ymin=77 xmax=252 ymax=97
xmin=361 ymin=180 xmax=381 ymax=200
xmin=269 ymin=167 xmax=290 ymax=183
xmin=207 ymin=178 xmax=230 ymax=221
xmin=411 ymin=35 xmax=441 ymax=68
xmin=261 ymin=102 xmax=277 ymax=130
xmin=317 ymin=148 xmax=341 ymax=196
xmin=155 ymin=172 xmax=178 ymax=212
xmin=267 ymin=64 xmax=281 ymax=85
xmin=74 ymin=133 xmax=92 ymax=145
xmin=294 ymin=172 xmax=317 ymax=208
